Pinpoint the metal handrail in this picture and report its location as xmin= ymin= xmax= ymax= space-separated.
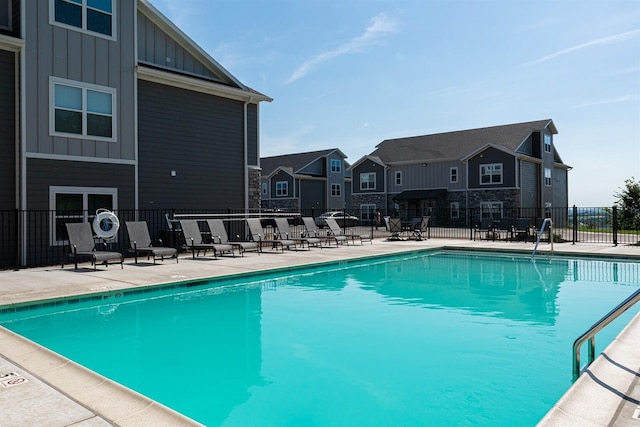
xmin=572 ymin=288 xmax=640 ymax=380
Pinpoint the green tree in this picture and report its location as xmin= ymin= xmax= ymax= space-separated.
xmin=614 ymin=177 xmax=640 ymax=230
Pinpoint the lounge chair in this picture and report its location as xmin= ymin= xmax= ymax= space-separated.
xmin=387 ymin=217 xmax=404 ymax=241
xmin=274 ymin=217 xmax=321 ymax=250
xmin=125 ymin=221 xmax=178 ymax=264
xmin=62 ymin=222 xmax=123 ymax=270
xmin=325 ymin=218 xmax=372 ymax=245
xmin=206 ymin=218 xmax=260 ymax=256
xmin=410 ymin=216 xmax=430 ymax=241
xmin=474 ymin=219 xmax=497 ymax=241
xmin=302 ymin=217 xmax=346 ymax=247
xmin=512 ymin=218 xmax=533 ymax=242
xmin=246 ymin=218 xmax=297 ymax=252
xmin=179 ymin=219 xmax=234 ymax=259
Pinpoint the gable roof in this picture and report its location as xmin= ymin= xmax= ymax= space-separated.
xmin=260 ymin=149 xmax=347 ymax=177
xmin=371 ymin=119 xmax=558 ymax=164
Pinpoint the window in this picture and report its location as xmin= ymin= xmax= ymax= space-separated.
xmin=480 ymin=201 xmax=503 ymax=220
xmin=450 ymin=202 xmax=459 ymax=219
xmin=395 ymin=171 xmax=402 ymax=186
xmin=360 ymin=172 xmax=376 ymax=190
xmin=50 ymin=78 xmax=116 ymax=141
xmin=331 ymin=183 xmax=341 ymax=197
xmin=52 ymin=0 xmax=115 ymax=38
xmin=544 ymin=168 xmax=552 ymax=186
xmin=480 ymin=163 xmax=502 ymax=185
xmin=261 ymin=182 xmax=267 ymax=195
xmin=544 ymin=133 xmax=551 ymax=153
xmin=0 ymin=0 xmax=11 ymax=30
xmin=361 ymin=204 xmax=376 ymax=222
xmin=450 ymin=167 xmax=458 ymax=183
xmin=330 ymin=159 xmax=341 ymax=173
xmin=275 ymin=181 xmax=288 ymax=196
xmin=49 ymin=186 xmax=117 ymax=245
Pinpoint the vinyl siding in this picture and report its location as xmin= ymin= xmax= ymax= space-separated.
xmin=387 ymin=161 xmax=466 ymax=194
xmin=352 ymin=161 xmax=385 ymax=193
xmin=300 ymin=180 xmax=325 ymax=211
xmin=24 ymin=1 xmax=136 ymax=160
xmin=269 ymin=170 xmax=294 ymax=199
xmin=468 ymin=147 xmax=516 ymax=189
xmin=138 ymin=80 xmax=246 ymax=210
xmin=247 ymin=103 xmax=258 ymax=166
xmin=553 ymin=167 xmax=568 ymax=207
xmin=520 ymin=161 xmax=538 ymax=209
xmin=0 ymin=48 xmax=15 ymax=210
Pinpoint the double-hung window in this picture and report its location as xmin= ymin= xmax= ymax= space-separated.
xmin=544 ymin=134 xmax=552 ymax=153
xmin=450 ymin=202 xmax=459 ymax=219
xmin=276 ymin=181 xmax=288 ymax=197
xmin=330 ymin=159 xmax=341 ymax=173
xmin=52 ymin=0 xmax=115 ymax=39
xmin=51 ymin=78 xmax=116 ymax=141
xmin=50 ymin=186 xmax=117 ymax=245
xmin=360 ymin=173 xmax=376 ymax=190
xmin=395 ymin=171 xmax=402 ymax=186
xmin=480 ymin=201 xmax=503 ymax=220
xmin=544 ymin=168 xmax=552 ymax=186
xmin=480 ymin=163 xmax=502 ymax=185
xmin=0 ymin=0 xmax=11 ymax=30
xmin=331 ymin=184 xmax=341 ymax=197
xmin=450 ymin=167 xmax=458 ymax=183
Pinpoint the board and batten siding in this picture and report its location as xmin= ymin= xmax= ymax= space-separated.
xmin=246 ymin=103 xmax=259 ymax=166
xmin=520 ymin=161 xmax=538 ymax=209
xmin=0 ymin=48 xmax=15 ymax=210
xmin=300 ymin=180 xmax=325 ymax=211
xmin=553 ymin=167 xmax=568 ymax=208
xmin=23 ymin=1 xmax=136 ymax=160
xmin=138 ymin=80 xmax=247 ymax=210
xmin=352 ymin=161 xmax=385 ymax=193
xmin=467 ymin=147 xmax=516 ymax=189
xmin=388 ymin=161 xmax=466 ymax=193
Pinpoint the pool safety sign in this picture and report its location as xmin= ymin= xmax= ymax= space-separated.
xmin=0 ymin=372 xmax=28 ymax=388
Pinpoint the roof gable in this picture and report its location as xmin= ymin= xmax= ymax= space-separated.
xmin=260 ymin=149 xmax=346 ymax=177
xmin=371 ymin=119 xmax=560 ymax=164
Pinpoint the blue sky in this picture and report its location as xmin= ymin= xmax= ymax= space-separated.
xmin=151 ymin=0 xmax=639 ymax=207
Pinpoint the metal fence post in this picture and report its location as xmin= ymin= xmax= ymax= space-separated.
xmin=612 ymin=206 xmax=618 ymax=246
xmin=572 ymin=205 xmax=578 ymax=245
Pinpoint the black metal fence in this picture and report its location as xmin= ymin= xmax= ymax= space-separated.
xmin=0 ymin=206 xmax=638 ymax=270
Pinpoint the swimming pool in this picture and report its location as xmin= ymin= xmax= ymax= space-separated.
xmin=1 ymin=250 xmax=638 ymax=426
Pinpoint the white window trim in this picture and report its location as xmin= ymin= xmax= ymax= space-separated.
xmin=0 ymin=0 xmax=11 ymax=31
xmin=480 ymin=163 xmax=503 ymax=185
xmin=544 ymin=168 xmax=552 ymax=186
xmin=50 ymin=77 xmax=117 ymax=142
xmin=49 ymin=186 xmax=118 ymax=246
xmin=49 ymin=0 xmax=117 ymax=41
xmin=450 ymin=202 xmax=459 ymax=219
xmin=395 ymin=171 xmax=402 ymax=186
xmin=261 ymin=182 xmax=267 ymax=195
xmin=275 ymin=181 xmax=288 ymax=197
xmin=480 ymin=201 xmax=503 ymax=220
xmin=330 ymin=159 xmax=341 ymax=173
xmin=544 ymin=133 xmax=552 ymax=153
xmin=331 ymin=183 xmax=341 ymax=197
xmin=360 ymin=204 xmax=376 ymax=221
xmin=360 ymin=172 xmax=376 ymax=190
xmin=450 ymin=167 xmax=458 ymax=183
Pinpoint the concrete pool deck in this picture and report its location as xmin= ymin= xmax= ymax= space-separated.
xmin=0 ymin=237 xmax=638 ymax=426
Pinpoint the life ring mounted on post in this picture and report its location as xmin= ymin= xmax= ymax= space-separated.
xmin=92 ymin=208 xmax=120 ymax=239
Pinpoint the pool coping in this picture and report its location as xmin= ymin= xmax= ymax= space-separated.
xmin=0 ymin=239 xmax=639 ymax=426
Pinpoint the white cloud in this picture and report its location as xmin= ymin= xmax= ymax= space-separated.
xmin=285 ymin=12 xmax=399 ymax=84
xmin=525 ymin=29 xmax=640 ymax=66
xmin=571 ymin=95 xmax=633 ymax=110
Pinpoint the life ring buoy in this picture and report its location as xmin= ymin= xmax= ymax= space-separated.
xmin=93 ymin=209 xmax=120 ymax=239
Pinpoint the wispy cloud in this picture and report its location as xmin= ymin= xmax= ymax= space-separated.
xmin=525 ymin=29 xmax=640 ymax=66
xmin=285 ymin=12 xmax=399 ymax=84
xmin=571 ymin=95 xmax=633 ymax=110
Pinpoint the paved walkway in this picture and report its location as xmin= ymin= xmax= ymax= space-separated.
xmin=0 ymin=238 xmax=639 ymax=426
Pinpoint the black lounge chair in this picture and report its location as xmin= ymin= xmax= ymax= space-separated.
xmin=62 ymin=222 xmax=123 ymax=270
xmin=325 ymin=218 xmax=372 ymax=245
xmin=387 ymin=217 xmax=404 ymax=241
xmin=410 ymin=216 xmax=429 ymax=241
xmin=125 ymin=221 xmax=178 ymax=264
xmin=179 ymin=219 xmax=234 ymax=259
xmin=302 ymin=217 xmax=346 ymax=247
xmin=206 ymin=218 xmax=260 ymax=256
xmin=274 ymin=217 xmax=321 ymax=250
xmin=246 ymin=218 xmax=297 ymax=252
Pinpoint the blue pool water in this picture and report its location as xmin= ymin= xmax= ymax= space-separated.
xmin=1 ymin=250 xmax=639 ymax=426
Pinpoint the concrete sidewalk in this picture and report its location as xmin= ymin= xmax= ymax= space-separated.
xmin=1 ymin=238 xmax=639 ymax=426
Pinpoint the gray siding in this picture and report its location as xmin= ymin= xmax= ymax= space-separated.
xmin=553 ymin=167 xmax=568 ymax=207
xmin=137 ymin=13 xmax=223 ymax=82
xmin=269 ymin=170 xmax=294 ymax=199
xmin=468 ymin=147 xmax=516 ymax=189
xmin=388 ymin=160 xmax=466 ymax=194
xmin=247 ymin=103 xmax=258 ymax=166
xmin=520 ymin=161 xmax=538 ymax=209
xmin=300 ymin=180 xmax=325 ymax=211
xmin=326 ymin=152 xmax=345 ymax=210
xmin=138 ymin=80 xmax=247 ymax=210
xmin=26 ymin=159 xmax=135 ymax=209
xmin=0 ymin=48 xmax=15 ymax=210
xmin=299 ymin=157 xmax=325 ymax=176
xmin=352 ymin=161 xmax=385 ymax=193
xmin=24 ymin=1 xmax=136 ymax=160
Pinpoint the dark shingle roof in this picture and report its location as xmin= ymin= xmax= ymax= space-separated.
xmin=260 ymin=149 xmax=340 ymax=177
xmin=371 ymin=119 xmax=557 ymax=163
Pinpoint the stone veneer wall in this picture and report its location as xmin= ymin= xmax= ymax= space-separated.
xmin=248 ymin=168 xmax=261 ymax=211
xmin=467 ymin=189 xmax=520 ymax=214
xmin=261 ymin=198 xmax=299 ymax=211
xmin=351 ymin=194 xmax=387 ymax=212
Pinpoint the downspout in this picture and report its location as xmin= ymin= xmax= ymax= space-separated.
xmin=133 ymin=0 xmax=139 ymax=214
xmin=243 ymin=95 xmax=254 ymax=212
xmin=19 ymin=0 xmax=26 ymax=266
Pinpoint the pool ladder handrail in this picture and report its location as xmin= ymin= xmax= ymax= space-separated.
xmin=572 ymin=288 xmax=640 ymax=380
xmin=531 ymin=218 xmax=553 ymax=259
